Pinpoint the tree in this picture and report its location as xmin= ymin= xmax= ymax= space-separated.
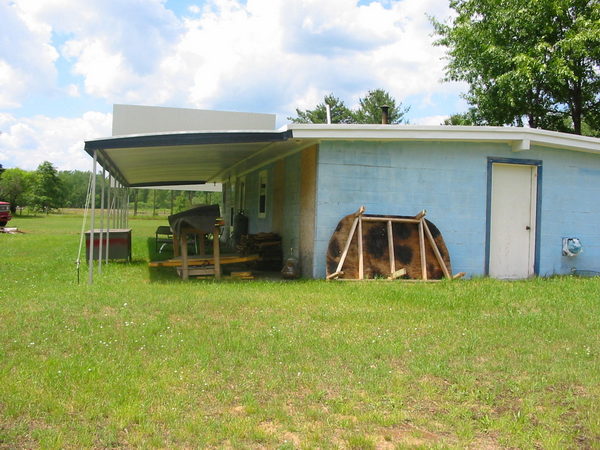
xmin=289 ymin=89 xmax=410 ymax=124
xmin=289 ymin=94 xmax=354 ymax=124
xmin=0 ymin=168 xmax=31 ymax=213
xmin=58 ymin=170 xmax=91 ymax=208
xmin=442 ymin=108 xmax=485 ymax=126
xmin=30 ymin=161 xmax=62 ymax=213
xmin=353 ymin=89 xmax=410 ymax=124
xmin=432 ymin=0 xmax=600 ymax=135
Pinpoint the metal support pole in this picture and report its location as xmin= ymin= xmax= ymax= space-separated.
xmin=115 ymin=181 xmax=119 ymax=228
xmin=119 ymin=183 xmax=124 ymax=228
xmin=99 ymin=168 xmax=105 ymax=274
xmin=88 ymin=152 xmax=97 ymax=284
xmin=120 ymin=183 xmax=125 ymax=228
xmin=106 ymin=174 xmax=111 ymax=264
xmin=125 ymin=188 xmax=129 ymax=228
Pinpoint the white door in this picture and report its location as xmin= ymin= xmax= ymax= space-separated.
xmin=489 ymin=163 xmax=537 ymax=279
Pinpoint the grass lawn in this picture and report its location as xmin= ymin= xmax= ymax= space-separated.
xmin=1 ymin=214 xmax=599 ymax=448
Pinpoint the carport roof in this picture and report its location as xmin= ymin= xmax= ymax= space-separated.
xmin=84 ymin=129 xmax=308 ymax=187
xmin=85 ymin=124 xmax=600 ymax=188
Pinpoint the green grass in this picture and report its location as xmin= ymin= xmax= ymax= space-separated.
xmin=1 ymin=214 xmax=600 ymax=448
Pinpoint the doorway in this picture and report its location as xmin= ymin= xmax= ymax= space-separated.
xmin=486 ymin=159 xmax=542 ymax=278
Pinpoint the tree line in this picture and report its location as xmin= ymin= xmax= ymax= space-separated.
xmin=289 ymin=89 xmax=410 ymax=124
xmin=0 ymin=161 xmax=220 ymax=215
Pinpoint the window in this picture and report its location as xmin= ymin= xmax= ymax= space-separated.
xmin=258 ymin=170 xmax=268 ymax=218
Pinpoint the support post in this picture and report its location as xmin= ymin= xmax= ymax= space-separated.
xmin=213 ymin=225 xmax=221 ymax=280
xmin=357 ymin=215 xmax=364 ymax=280
xmin=88 ymin=151 xmax=97 ymax=284
xmin=181 ymin=232 xmax=189 ymax=280
xmin=125 ymin=188 xmax=129 ymax=228
xmin=99 ymin=168 xmax=105 ymax=273
xmin=387 ymin=220 xmax=395 ymax=275
xmin=418 ymin=218 xmax=427 ymax=280
xmin=106 ymin=174 xmax=111 ymax=264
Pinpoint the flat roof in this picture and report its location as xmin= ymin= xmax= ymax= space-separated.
xmin=84 ymin=124 xmax=600 ymax=188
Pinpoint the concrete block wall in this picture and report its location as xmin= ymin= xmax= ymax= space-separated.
xmin=312 ymin=140 xmax=600 ymax=278
xmin=235 ymin=153 xmax=302 ymax=263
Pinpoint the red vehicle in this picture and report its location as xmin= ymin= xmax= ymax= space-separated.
xmin=0 ymin=201 xmax=12 ymax=227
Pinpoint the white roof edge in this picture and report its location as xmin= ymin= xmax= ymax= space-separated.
xmin=285 ymin=124 xmax=600 ymax=154
xmin=91 ymin=128 xmax=286 ymax=141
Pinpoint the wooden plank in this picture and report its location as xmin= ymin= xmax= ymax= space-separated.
xmin=453 ymin=272 xmax=466 ymax=280
xmin=418 ymin=219 xmax=427 ymax=280
xmin=387 ymin=220 xmax=395 ymax=275
xmin=180 ymin=233 xmax=189 ymax=280
xmin=334 ymin=278 xmax=442 ymax=283
xmin=231 ymin=271 xmax=253 ymax=277
xmin=361 ymin=217 xmax=421 ymax=224
xmin=213 ymin=225 xmax=221 ymax=280
xmin=358 ymin=215 xmax=364 ymax=280
xmin=333 ymin=216 xmax=359 ymax=275
xmin=177 ymin=266 xmax=215 ymax=277
xmin=149 ymin=254 xmax=259 ymax=267
xmin=354 ymin=205 xmax=366 ymax=217
xmin=422 ymin=220 xmax=451 ymax=278
xmin=326 ymin=271 xmax=344 ymax=280
xmin=172 ymin=234 xmax=179 ymax=257
xmin=388 ymin=268 xmax=407 ymax=280
xmin=414 ymin=210 xmax=427 ymax=220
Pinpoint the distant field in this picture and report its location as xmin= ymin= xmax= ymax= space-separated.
xmin=1 ymin=214 xmax=599 ymax=448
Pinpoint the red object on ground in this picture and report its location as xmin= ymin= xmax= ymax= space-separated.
xmin=0 ymin=202 xmax=12 ymax=227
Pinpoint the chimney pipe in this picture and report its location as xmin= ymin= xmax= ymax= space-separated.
xmin=381 ymin=105 xmax=390 ymax=125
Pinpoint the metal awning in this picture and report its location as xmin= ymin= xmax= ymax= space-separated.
xmin=84 ymin=130 xmax=303 ymax=187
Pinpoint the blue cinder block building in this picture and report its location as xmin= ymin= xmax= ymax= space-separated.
xmin=86 ymin=105 xmax=600 ymax=279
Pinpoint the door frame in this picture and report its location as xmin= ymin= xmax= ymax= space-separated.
xmin=484 ymin=157 xmax=543 ymax=276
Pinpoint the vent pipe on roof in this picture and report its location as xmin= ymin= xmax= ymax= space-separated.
xmin=381 ymin=105 xmax=390 ymax=125
xmin=325 ymin=104 xmax=332 ymax=124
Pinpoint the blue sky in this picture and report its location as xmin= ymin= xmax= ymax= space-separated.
xmin=0 ymin=0 xmax=466 ymax=171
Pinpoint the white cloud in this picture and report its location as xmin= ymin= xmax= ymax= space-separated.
xmin=5 ymin=0 xmax=456 ymax=112
xmin=0 ymin=0 xmax=466 ymax=170
xmin=0 ymin=112 xmax=112 ymax=171
xmin=0 ymin=1 xmax=58 ymax=108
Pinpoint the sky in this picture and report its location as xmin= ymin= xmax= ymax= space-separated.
xmin=0 ymin=0 xmax=467 ymax=172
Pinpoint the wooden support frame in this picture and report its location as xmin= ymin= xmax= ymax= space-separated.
xmin=174 ymin=222 xmax=223 ymax=280
xmin=328 ymin=207 xmax=456 ymax=282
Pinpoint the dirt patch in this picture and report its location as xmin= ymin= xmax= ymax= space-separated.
xmin=258 ymin=420 xmax=300 ymax=447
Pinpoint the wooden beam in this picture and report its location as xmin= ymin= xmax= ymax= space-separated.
xmin=414 ymin=210 xmax=427 ymax=220
xmin=387 ymin=220 xmax=395 ymax=275
xmin=361 ymin=217 xmax=421 ymax=224
xmin=149 ymin=254 xmax=259 ymax=268
xmin=333 ymin=216 xmax=360 ymax=276
xmin=389 ymin=268 xmax=407 ymax=280
xmin=418 ymin=219 xmax=427 ymax=280
xmin=213 ymin=225 xmax=221 ymax=280
xmin=180 ymin=233 xmax=189 ymax=280
xmin=358 ymin=215 xmax=364 ymax=280
xmin=326 ymin=271 xmax=344 ymax=280
xmin=422 ymin=220 xmax=451 ymax=279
